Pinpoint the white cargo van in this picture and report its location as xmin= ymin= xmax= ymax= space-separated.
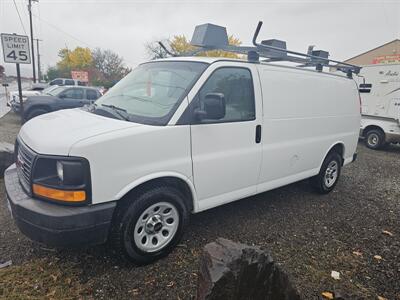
xmin=355 ymin=64 xmax=400 ymax=149
xmin=4 ymin=23 xmax=361 ymax=264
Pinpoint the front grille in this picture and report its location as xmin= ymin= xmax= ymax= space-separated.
xmin=16 ymin=139 xmax=36 ymax=195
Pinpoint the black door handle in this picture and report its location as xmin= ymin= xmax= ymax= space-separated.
xmin=255 ymin=125 xmax=262 ymax=143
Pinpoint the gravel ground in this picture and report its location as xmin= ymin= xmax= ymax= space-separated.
xmin=0 ymin=112 xmax=21 ymax=144
xmin=0 ymin=116 xmax=399 ymax=299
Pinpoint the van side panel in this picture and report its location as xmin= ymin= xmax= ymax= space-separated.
xmin=256 ymin=65 xmax=360 ymax=192
xmin=69 ymin=124 xmax=193 ymax=205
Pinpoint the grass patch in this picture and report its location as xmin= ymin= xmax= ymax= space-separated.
xmin=0 ymin=258 xmax=91 ymax=299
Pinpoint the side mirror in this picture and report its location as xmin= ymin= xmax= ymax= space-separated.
xmin=194 ymin=92 xmax=226 ymax=121
xmin=59 ymin=93 xmax=66 ymax=99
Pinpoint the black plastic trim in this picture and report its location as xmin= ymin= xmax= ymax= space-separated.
xmin=256 ymin=125 xmax=262 ymax=143
xmin=31 ymin=155 xmax=92 ymax=206
xmin=4 ymin=165 xmax=116 ymax=247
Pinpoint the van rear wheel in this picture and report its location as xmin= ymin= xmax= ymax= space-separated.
xmin=111 ymin=186 xmax=188 ymax=265
xmin=365 ymin=129 xmax=385 ymax=150
xmin=311 ymin=152 xmax=342 ymax=194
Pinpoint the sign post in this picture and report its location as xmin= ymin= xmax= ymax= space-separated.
xmin=1 ymin=33 xmax=32 ymax=123
xmin=15 ymin=64 xmax=24 ymax=119
xmin=2 ymin=83 xmax=9 ymax=105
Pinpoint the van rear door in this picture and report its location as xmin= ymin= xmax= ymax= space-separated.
xmin=189 ymin=64 xmax=263 ymax=210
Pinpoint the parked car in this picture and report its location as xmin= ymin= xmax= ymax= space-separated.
xmin=4 ymin=56 xmax=360 ymax=264
xmin=9 ymin=85 xmax=60 ymax=109
xmin=48 ymin=78 xmax=86 ymax=86
xmin=30 ymin=82 xmax=49 ymax=91
xmin=15 ymin=86 xmax=102 ymax=121
xmin=354 ymin=64 xmax=400 ymax=149
xmin=7 ymin=83 xmax=48 ymax=106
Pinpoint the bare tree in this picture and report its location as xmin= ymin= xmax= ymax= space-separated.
xmin=144 ymin=39 xmax=171 ymax=60
xmin=92 ymin=48 xmax=130 ymax=83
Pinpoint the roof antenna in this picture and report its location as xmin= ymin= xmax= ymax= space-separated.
xmin=307 ymin=45 xmax=315 ymax=56
xmin=158 ymin=41 xmax=177 ymax=57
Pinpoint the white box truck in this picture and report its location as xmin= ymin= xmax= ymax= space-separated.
xmin=355 ymin=64 xmax=400 ymax=149
xmin=4 ymin=22 xmax=361 ymax=264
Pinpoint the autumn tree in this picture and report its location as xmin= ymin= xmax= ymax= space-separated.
xmin=92 ymin=48 xmax=131 ymax=85
xmin=145 ymin=35 xmax=242 ymax=59
xmin=46 ymin=47 xmax=130 ymax=87
xmin=46 ymin=66 xmax=67 ymax=80
xmin=57 ymin=47 xmax=93 ymax=71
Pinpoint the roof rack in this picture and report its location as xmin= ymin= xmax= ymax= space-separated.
xmin=160 ymin=21 xmax=361 ymax=78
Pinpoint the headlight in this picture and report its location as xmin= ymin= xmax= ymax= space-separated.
xmin=31 ymin=156 xmax=91 ymax=205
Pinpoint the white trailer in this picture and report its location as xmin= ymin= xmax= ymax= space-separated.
xmin=355 ymin=63 xmax=400 ymax=149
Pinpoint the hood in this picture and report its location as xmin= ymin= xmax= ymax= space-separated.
xmin=19 ymin=108 xmax=141 ymax=155
xmin=11 ymin=90 xmax=41 ymax=97
xmin=11 ymin=91 xmax=41 ymax=101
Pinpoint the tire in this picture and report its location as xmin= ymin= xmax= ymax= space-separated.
xmin=110 ymin=185 xmax=189 ymax=265
xmin=311 ymin=152 xmax=342 ymax=194
xmin=365 ymin=129 xmax=385 ymax=150
xmin=26 ymin=108 xmax=49 ymax=121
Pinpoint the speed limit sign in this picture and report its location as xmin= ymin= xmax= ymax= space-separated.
xmin=1 ymin=33 xmax=31 ymax=64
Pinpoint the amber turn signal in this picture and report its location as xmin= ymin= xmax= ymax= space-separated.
xmin=33 ymin=184 xmax=86 ymax=202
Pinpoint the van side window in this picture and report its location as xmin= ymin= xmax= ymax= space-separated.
xmin=197 ymin=67 xmax=255 ymax=123
xmin=50 ymin=79 xmax=63 ymax=86
xmin=65 ymin=79 xmax=75 ymax=86
xmin=359 ymin=83 xmax=372 ymax=93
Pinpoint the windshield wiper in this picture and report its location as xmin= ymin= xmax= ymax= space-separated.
xmin=100 ymin=104 xmax=130 ymax=121
xmin=101 ymin=103 xmax=127 ymax=112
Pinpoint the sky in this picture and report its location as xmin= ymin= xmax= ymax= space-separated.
xmin=0 ymin=0 xmax=399 ymax=77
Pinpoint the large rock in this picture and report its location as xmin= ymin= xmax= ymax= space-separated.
xmin=0 ymin=142 xmax=14 ymax=178
xmin=197 ymin=238 xmax=301 ymax=300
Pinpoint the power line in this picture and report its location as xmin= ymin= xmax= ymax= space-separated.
xmin=12 ymin=0 xmax=27 ymax=35
xmin=31 ymin=13 xmax=136 ymax=65
xmin=31 ymin=12 xmax=96 ymax=48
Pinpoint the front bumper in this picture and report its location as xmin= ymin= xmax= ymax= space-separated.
xmin=4 ymin=164 xmax=116 ymax=247
xmin=10 ymin=100 xmax=21 ymax=113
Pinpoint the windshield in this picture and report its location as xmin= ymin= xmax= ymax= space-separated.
xmin=46 ymin=86 xmax=66 ymax=96
xmin=42 ymin=86 xmax=59 ymax=95
xmin=95 ymin=61 xmax=208 ymax=125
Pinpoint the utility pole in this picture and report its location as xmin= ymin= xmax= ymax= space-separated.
xmin=34 ymin=39 xmax=42 ymax=82
xmin=28 ymin=0 xmax=38 ymax=83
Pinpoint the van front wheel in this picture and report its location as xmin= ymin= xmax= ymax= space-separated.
xmin=111 ymin=186 xmax=188 ymax=265
xmin=311 ymin=152 xmax=342 ymax=194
